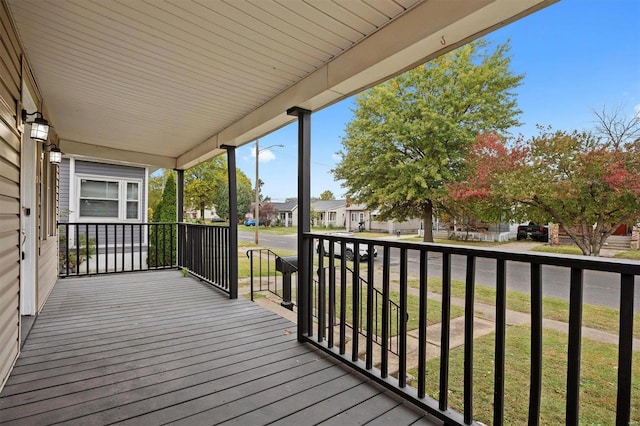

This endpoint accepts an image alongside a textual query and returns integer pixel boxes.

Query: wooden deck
[0,271,439,425]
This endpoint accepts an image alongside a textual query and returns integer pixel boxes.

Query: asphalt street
[239,231,640,311]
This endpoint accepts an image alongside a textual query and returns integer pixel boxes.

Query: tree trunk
[423,201,434,243]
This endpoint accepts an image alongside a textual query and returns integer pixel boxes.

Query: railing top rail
[60,222,230,228]
[60,221,180,225]
[306,232,640,275]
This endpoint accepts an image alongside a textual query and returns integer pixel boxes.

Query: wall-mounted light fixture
[48,145,62,165]
[21,110,50,142]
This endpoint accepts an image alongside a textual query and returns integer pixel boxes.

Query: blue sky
[236,0,640,202]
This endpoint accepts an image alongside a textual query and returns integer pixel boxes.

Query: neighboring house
[270,200,297,227]
[184,207,221,222]
[58,156,150,271]
[346,203,422,233]
[312,200,346,228]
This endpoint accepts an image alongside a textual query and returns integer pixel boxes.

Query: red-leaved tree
[448,108,640,256]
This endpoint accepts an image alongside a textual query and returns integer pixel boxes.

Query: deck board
[0,271,439,425]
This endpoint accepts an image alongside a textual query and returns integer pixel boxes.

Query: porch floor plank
[0,271,439,425]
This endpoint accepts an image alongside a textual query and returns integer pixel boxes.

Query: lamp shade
[49,147,62,165]
[30,117,50,141]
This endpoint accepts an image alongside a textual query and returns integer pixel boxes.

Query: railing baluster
[85,223,90,275]
[464,255,476,424]
[328,240,336,349]
[566,267,584,425]
[139,223,143,270]
[398,247,408,388]
[120,224,125,272]
[95,224,100,273]
[318,240,325,343]
[494,258,507,426]
[365,243,375,370]
[616,273,634,425]
[381,245,390,376]
[417,249,428,398]
[529,262,543,425]
[439,252,451,410]
[351,241,359,362]
[339,239,347,355]
[105,224,109,272]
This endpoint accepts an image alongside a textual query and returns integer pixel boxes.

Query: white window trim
[75,174,143,222]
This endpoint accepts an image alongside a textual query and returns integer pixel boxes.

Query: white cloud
[251,146,277,163]
[634,104,640,118]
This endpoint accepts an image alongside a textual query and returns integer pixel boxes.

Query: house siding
[0,0,22,390]
[58,157,70,218]
[60,159,147,223]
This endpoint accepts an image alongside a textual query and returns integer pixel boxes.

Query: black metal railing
[178,223,231,295]
[300,232,639,426]
[314,264,401,356]
[246,248,286,300]
[58,222,177,277]
[246,247,401,355]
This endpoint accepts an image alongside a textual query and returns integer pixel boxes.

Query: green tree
[450,108,640,256]
[147,169,173,219]
[148,173,177,266]
[215,167,253,221]
[333,39,523,242]
[319,190,335,200]
[185,157,226,218]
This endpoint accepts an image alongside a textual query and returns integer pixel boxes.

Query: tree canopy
[333,39,523,241]
[449,108,640,256]
[184,157,226,218]
[214,167,253,221]
[319,190,335,200]
[148,173,176,266]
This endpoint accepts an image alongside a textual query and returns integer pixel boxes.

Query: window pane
[80,180,118,199]
[107,181,119,198]
[127,182,139,200]
[126,201,138,219]
[80,199,118,217]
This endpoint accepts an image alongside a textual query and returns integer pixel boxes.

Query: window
[329,212,336,221]
[78,177,141,220]
[126,182,139,219]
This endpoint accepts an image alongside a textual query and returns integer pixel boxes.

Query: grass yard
[341,288,464,336]
[615,249,640,260]
[532,244,584,255]
[239,248,296,278]
[407,278,640,339]
[409,325,640,425]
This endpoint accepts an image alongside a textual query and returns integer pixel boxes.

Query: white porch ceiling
[6,0,555,169]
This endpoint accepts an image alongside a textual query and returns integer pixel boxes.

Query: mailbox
[275,256,297,310]
[275,256,298,274]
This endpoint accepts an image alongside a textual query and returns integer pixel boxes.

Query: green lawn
[341,288,464,336]
[239,248,296,278]
[409,325,640,425]
[532,244,584,255]
[615,249,640,260]
[408,278,640,339]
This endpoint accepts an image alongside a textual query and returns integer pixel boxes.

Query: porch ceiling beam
[59,139,175,169]
[176,0,555,170]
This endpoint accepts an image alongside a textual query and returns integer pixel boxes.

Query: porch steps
[603,235,631,250]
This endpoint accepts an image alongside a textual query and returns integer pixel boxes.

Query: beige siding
[0,1,21,389]
[37,238,57,309]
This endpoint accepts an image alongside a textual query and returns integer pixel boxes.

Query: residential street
[239,231,640,311]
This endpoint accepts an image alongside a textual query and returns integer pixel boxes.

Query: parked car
[244,219,263,226]
[316,232,377,261]
[517,222,549,242]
